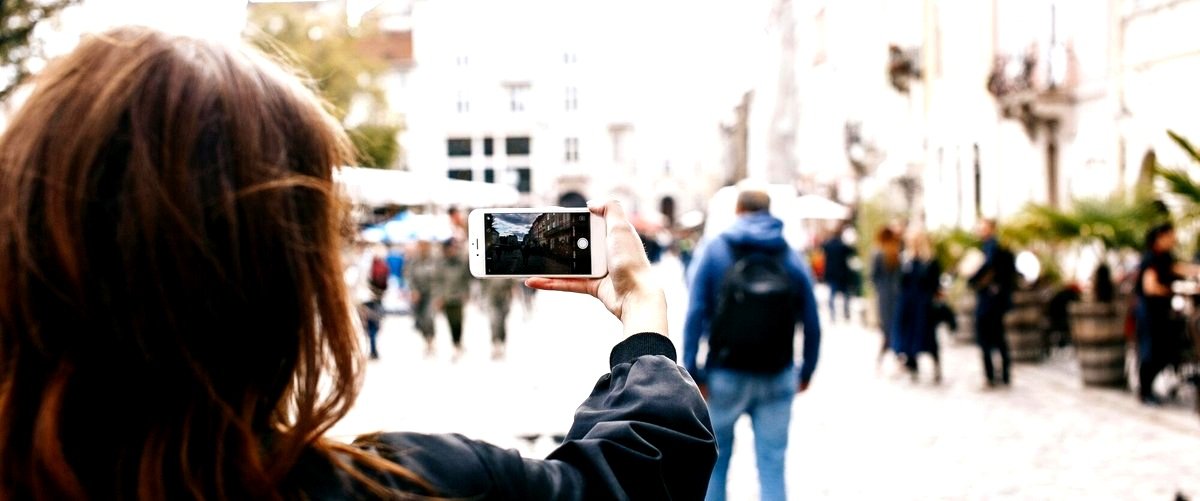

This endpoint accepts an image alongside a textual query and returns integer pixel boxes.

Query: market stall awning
[334,167,521,207]
[792,194,851,220]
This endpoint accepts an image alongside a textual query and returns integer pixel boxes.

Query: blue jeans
[705,367,796,501]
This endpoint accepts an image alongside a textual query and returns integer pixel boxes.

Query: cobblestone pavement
[332,257,1200,500]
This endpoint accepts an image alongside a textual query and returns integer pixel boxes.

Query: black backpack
[707,240,799,373]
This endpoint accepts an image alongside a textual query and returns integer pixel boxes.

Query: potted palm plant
[1063,197,1161,387]
[1007,194,1161,385]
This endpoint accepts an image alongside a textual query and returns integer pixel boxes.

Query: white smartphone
[468,208,607,278]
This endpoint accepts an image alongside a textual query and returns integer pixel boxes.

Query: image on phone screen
[485,212,592,275]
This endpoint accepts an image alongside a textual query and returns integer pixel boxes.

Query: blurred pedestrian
[968,219,1017,387]
[447,206,468,243]
[405,239,439,356]
[683,188,822,501]
[361,244,390,360]
[1134,223,1199,405]
[519,282,538,321]
[677,227,699,279]
[483,278,519,360]
[387,242,406,291]
[892,230,944,382]
[438,239,474,362]
[871,226,903,363]
[822,224,856,322]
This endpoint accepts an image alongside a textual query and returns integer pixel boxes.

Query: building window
[511,167,531,193]
[508,85,529,112]
[506,137,531,156]
[447,138,472,157]
[456,91,469,113]
[455,55,469,67]
[484,167,495,183]
[448,169,473,181]
[563,52,577,64]
[484,137,494,156]
[610,125,630,163]
[565,137,579,162]
[565,86,578,111]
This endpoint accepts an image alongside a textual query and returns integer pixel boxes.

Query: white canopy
[792,194,852,220]
[334,167,521,207]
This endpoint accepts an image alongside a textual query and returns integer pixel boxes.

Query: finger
[586,199,607,217]
[524,277,597,296]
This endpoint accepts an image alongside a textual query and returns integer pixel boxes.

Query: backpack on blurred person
[707,239,798,372]
[369,255,390,293]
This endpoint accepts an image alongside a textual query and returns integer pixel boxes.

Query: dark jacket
[295,333,717,499]
[682,212,822,385]
[821,235,855,288]
[969,237,1015,316]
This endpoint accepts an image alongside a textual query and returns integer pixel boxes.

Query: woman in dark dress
[1134,223,1198,405]
[892,230,944,382]
[872,227,903,364]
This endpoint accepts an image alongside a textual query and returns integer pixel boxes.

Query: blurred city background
[4,0,1200,499]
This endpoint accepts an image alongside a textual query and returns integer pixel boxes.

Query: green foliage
[0,0,81,100]
[1071,197,1162,251]
[349,124,401,168]
[1004,196,1162,253]
[1154,130,1200,222]
[246,4,385,121]
[932,227,979,273]
[1168,129,1200,165]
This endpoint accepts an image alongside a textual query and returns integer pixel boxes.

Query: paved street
[332,256,1200,500]
[490,248,574,275]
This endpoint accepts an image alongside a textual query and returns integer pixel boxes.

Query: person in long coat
[892,230,943,382]
[871,227,903,364]
[822,226,856,322]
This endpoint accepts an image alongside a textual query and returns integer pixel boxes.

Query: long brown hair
[876,227,902,271]
[0,27,416,499]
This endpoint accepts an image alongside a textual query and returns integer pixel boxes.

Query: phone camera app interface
[485,212,592,275]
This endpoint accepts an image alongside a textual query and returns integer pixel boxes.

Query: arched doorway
[659,195,677,228]
[558,191,587,208]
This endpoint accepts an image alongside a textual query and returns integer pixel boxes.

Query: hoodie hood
[724,212,788,251]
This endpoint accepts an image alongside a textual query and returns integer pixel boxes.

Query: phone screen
[484,211,593,275]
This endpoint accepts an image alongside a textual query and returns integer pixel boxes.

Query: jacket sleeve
[682,242,722,381]
[354,333,716,500]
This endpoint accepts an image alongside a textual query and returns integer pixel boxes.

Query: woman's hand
[526,201,667,338]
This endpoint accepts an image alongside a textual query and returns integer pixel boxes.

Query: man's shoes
[1140,394,1164,407]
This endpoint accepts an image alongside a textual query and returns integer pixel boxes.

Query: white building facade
[406,0,620,207]
[779,0,1200,230]
[404,0,731,221]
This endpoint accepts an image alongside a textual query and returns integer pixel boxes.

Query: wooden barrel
[953,294,976,345]
[1068,301,1127,388]
[1004,289,1046,362]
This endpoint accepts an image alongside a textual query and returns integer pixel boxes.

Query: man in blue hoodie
[684,189,821,501]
